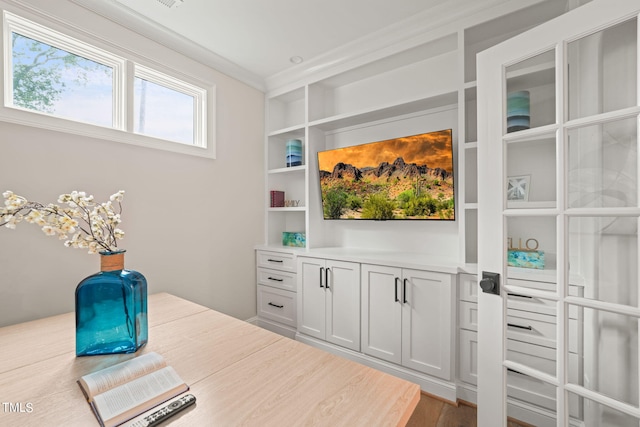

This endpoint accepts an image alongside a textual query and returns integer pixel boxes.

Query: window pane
[11,32,113,127]
[133,78,194,144]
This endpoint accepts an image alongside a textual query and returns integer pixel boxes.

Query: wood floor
[407,393,533,427]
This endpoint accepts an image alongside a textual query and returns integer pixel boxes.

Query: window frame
[133,64,207,147]
[1,10,215,159]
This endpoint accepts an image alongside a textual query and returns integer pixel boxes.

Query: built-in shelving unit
[263,0,579,265]
[260,0,588,419]
[264,31,463,252]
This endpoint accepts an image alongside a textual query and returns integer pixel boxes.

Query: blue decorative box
[283,232,306,247]
[508,250,545,269]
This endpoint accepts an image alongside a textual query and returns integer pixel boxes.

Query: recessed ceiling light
[290,56,304,64]
[155,0,184,9]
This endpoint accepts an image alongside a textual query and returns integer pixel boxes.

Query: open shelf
[309,92,458,132]
[268,165,306,175]
[267,87,305,133]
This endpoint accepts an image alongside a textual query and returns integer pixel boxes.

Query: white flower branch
[1,190,125,254]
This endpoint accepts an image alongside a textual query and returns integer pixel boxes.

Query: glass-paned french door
[477,1,640,426]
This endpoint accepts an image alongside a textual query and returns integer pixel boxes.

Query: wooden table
[0,293,420,426]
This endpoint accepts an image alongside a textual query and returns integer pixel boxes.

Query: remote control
[130,394,196,427]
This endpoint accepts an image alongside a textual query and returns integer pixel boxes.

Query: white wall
[0,1,265,326]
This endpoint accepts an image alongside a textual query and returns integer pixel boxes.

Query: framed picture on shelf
[507,175,530,201]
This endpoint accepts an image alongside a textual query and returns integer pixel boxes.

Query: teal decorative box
[508,250,545,269]
[283,232,306,247]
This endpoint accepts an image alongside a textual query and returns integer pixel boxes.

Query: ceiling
[73,0,510,90]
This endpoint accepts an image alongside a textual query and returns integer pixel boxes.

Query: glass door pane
[506,133,557,209]
[568,19,638,120]
[567,118,638,208]
[569,305,639,406]
[506,50,556,134]
[568,216,638,307]
[569,392,639,427]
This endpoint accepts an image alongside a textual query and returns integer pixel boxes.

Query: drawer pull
[507,323,533,331]
[268,302,284,309]
[267,259,284,263]
[507,367,526,376]
[508,293,533,299]
[403,278,408,304]
[268,277,284,282]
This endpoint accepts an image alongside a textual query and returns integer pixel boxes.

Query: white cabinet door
[361,264,402,364]
[401,269,453,380]
[297,257,326,339]
[325,260,361,351]
[298,257,360,351]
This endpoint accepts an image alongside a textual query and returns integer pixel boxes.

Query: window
[134,65,206,146]
[11,33,116,128]
[2,11,214,158]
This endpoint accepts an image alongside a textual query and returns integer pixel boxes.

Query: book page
[93,366,188,427]
[80,352,167,399]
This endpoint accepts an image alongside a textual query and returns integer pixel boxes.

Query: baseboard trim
[256,318,297,339]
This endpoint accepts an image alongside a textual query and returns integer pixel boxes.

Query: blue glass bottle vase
[75,250,148,356]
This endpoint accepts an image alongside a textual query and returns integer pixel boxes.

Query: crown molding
[67,0,265,91]
[263,0,547,93]
[5,0,552,95]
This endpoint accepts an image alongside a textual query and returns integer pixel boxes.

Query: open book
[78,352,189,427]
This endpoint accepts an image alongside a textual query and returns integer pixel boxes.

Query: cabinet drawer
[507,309,578,353]
[507,292,556,317]
[508,279,582,318]
[458,329,478,385]
[257,267,296,292]
[507,309,556,349]
[257,250,296,272]
[507,341,580,417]
[459,274,478,302]
[257,285,296,327]
[458,300,478,331]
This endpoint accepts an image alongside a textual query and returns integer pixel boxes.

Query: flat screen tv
[317,129,454,220]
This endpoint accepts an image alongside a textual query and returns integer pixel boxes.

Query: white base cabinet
[255,249,298,339]
[297,257,361,352]
[290,250,458,400]
[361,265,454,381]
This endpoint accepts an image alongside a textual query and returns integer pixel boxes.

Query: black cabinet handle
[268,277,283,282]
[508,293,533,299]
[267,259,283,263]
[394,278,400,302]
[325,267,330,290]
[319,267,324,288]
[507,323,533,330]
[507,367,526,376]
[268,302,284,309]
[403,279,408,304]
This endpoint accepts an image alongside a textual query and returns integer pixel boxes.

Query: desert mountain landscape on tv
[318,131,455,220]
